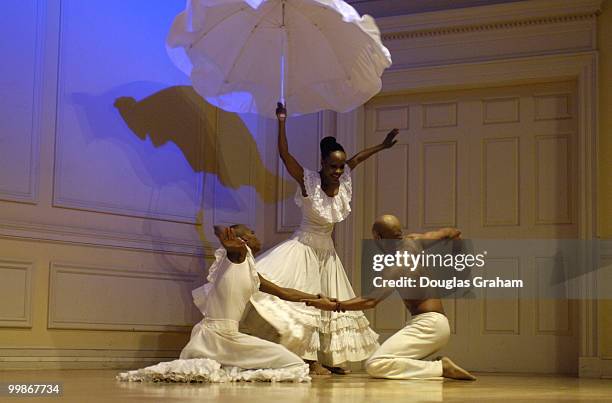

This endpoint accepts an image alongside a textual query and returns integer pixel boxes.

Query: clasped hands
[301,294,345,312]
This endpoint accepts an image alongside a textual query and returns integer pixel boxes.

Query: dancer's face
[238,227,262,255]
[321,151,346,184]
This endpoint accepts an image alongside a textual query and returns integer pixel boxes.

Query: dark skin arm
[407,227,462,240]
[214,225,320,303]
[303,267,399,311]
[276,103,306,196]
[346,128,399,170]
[258,275,320,302]
[334,287,394,311]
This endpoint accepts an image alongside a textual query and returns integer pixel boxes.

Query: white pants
[366,312,450,379]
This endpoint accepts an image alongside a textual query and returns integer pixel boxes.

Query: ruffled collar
[192,245,260,316]
[295,166,352,223]
[206,247,227,283]
[244,245,260,290]
[207,246,258,285]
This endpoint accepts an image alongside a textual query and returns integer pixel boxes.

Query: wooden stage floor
[1,370,611,402]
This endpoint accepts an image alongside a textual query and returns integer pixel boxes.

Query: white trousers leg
[365,312,450,379]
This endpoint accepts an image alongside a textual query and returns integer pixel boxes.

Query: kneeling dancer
[118,225,321,383]
[305,215,476,381]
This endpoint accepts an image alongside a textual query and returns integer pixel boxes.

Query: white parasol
[167,0,392,118]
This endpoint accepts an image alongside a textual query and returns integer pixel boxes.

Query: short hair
[320,136,345,160]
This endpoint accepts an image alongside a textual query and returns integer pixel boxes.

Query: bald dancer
[305,215,476,381]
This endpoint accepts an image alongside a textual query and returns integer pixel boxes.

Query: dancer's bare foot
[440,357,476,380]
[308,361,332,375]
[323,365,351,375]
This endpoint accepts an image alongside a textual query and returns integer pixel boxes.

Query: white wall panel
[53,0,203,223]
[0,260,33,328]
[0,0,43,203]
[48,262,200,331]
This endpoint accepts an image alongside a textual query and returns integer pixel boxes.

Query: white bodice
[293,166,352,250]
[192,247,260,322]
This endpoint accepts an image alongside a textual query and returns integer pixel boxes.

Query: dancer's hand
[443,227,462,239]
[381,128,399,148]
[214,226,246,252]
[317,293,338,303]
[276,102,287,122]
[301,296,336,311]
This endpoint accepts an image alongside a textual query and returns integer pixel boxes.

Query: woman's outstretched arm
[346,128,399,170]
[258,274,320,302]
[303,285,394,311]
[276,103,306,196]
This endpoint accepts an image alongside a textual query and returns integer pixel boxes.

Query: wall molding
[579,357,612,379]
[534,92,573,121]
[599,239,612,257]
[377,0,603,36]
[0,0,45,205]
[481,258,521,335]
[0,218,213,257]
[381,52,598,93]
[481,136,520,227]
[585,236,612,379]
[534,134,573,225]
[52,194,204,225]
[48,261,200,332]
[375,106,410,131]
[382,12,599,41]
[422,102,457,128]
[482,97,520,124]
[375,0,602,69]
[420,141,458,228]
[0,347,182,370]
[0,259,34,328]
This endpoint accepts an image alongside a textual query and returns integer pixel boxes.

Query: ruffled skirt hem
[116,358,311,383]
[319,313,380,365]
[319,326,380,365]
[251,293,381,365]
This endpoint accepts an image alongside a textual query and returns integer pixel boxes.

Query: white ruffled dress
[117,247,310,383]
[247,166,379,365]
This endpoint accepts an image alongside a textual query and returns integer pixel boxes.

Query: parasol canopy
[167,0,392,118]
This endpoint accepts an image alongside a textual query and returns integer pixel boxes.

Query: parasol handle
[280,53,286,106]
[279,0,287,106]
[186,0,193,32]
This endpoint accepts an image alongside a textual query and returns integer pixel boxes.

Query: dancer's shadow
[71,83,295,263]
[113,86,213,174]
[71,83,292,207]
[112,85,288,202]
